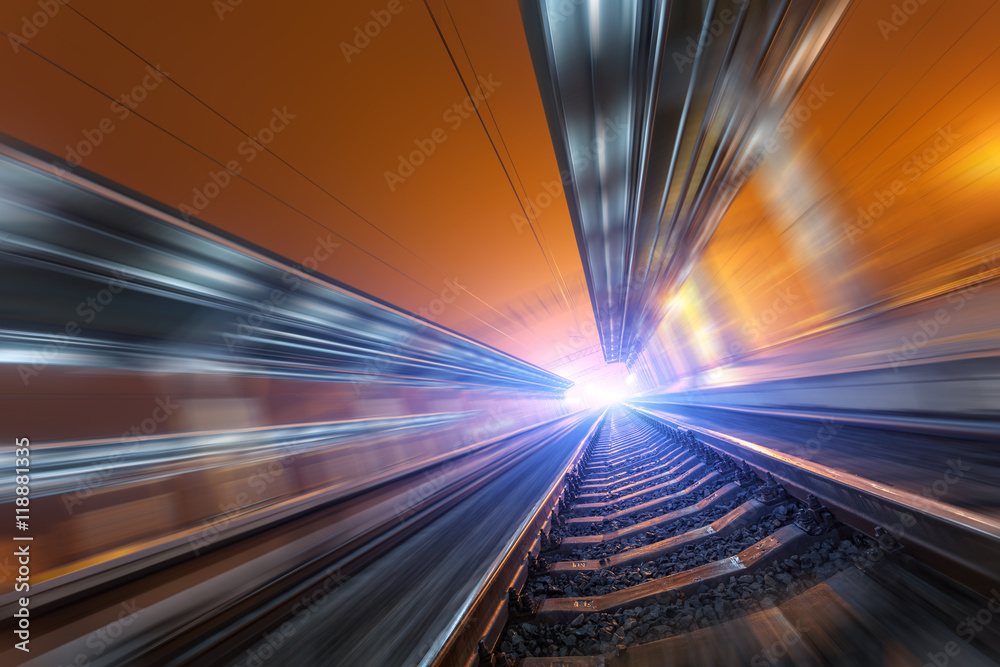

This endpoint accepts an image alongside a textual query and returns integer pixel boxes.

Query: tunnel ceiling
[0,0,604,377]
[4,0,998,382]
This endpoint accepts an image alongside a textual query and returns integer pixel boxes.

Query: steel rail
[629,404,1000,594]
[431,408,608,667]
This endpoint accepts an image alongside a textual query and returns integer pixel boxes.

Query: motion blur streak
[0,0,997,665]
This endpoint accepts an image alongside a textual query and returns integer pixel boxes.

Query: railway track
[10,404,999,665]
[471,407,1000,666]
[0,411,601,666]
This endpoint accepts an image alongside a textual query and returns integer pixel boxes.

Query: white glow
[563,368,633,409]
[588,0,601,29]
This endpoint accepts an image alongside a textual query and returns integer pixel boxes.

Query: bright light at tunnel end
[563,375,633,408]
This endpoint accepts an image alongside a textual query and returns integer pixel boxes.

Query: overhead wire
[56,1,539,346]
[422,0,584,329]
[438,0,583,329]
[2,9,543,349]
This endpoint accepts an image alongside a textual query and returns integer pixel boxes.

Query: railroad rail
[452,406,1000,666]
[7,404,1000,665]
[0,411,601,666]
